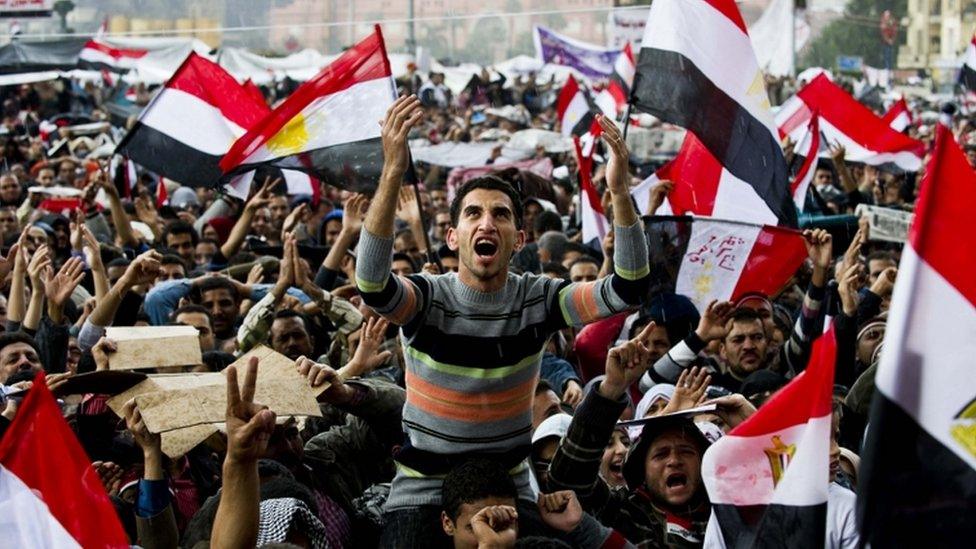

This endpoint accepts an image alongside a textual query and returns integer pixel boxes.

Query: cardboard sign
[104,326,203,370]
[855,204,914,244]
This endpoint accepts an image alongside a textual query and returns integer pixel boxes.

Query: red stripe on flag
[701,0,748,34]
[0,373,129,547]
[732,327,836,438]
[83,39,148,60]
[220,25,392,174]
[164,53,271,130]
[656,132,722,216]
[156,180,168,208]
[730,224,808,302]
[791,113,820,202]
[910,125,976,308]
[795,75,924,156]
[880,98,910,128]
[556,75,581,120]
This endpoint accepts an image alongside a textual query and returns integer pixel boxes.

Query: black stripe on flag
[642,215,693,297]
[857,392,976,547]
[115,122,223,188]
[631,48,797,227]
[961,63,976,93]
[571,111,597,137]
[713,503,826,548]
[227,137,384,195]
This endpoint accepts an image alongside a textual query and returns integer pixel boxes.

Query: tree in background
[802,0,908,69]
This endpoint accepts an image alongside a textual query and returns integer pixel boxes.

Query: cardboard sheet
[104,326,203,370]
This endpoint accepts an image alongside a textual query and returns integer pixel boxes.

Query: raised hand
[662,366,711,414]
[245,176,279,213]
[120,249,162,288]
[341,193,369,235]
[837,262,863,317]
[26,244,51,286]
[122,398,161,456]
[803,228,833,271]
[537,491,583,533]
[601,321,656,400]
[295,356,354,405]
[870,266,897,298]
[43,256,86,309]
[470,505,518,549]
[91,336,117,371]
[396,186,422,226]
[596,114,630,195]
[649,180,674,215]
[346,316,392,377]
[281,203,309,238]
[381,95,424,180]
[245,263,265,286]
[707,393,757,430]
[225,357,277,465]
[695,300,734,342]
[92,461,124,497]
[562,379,583,408]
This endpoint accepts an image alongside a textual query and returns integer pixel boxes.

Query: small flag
[857,123,976,547]
[556,75,602,157]
[881,98,912,132]
[642,216,808,312]
[156,178,168,208]
[220,26,396,195]
[630,0,796,227]
[116,52,271,188]
[574,137,608,245]
[605,42,636,114]
[702,328,836,548]
[78,39,147,72]
[790,113,822,211]
[776,74,924,171]
[631,132,793,226]
[0,373,129,548]
[961,33,976,93]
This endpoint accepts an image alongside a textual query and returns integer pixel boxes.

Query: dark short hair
[172,304,212,327]
[160,254,187,270]
[442,459,517,521]
[541,262,569,280]
[201,350,235,372]
[0,331,39,357]
[106,257,131,269]
[726,308,766,336]
[272,309,312,333]
[392,252,417,273]
[516,538,572,549]
[437,245,458,260]
[191,277,239,303]
[568,256,599,271]
[865,251,896,265]
[161,220,199,247]
[535,378,556,396]
[450,176,524,229]
[533,210,563,235]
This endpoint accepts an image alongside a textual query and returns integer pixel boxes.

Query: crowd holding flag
[220,26,395,195]
[857,123,976,546]
[776,74,924,171]
[790,113,823,211]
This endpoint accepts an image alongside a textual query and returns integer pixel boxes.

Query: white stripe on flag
[282,169,315,196]
[560,92,592,137]
[875,246,976,472]
[243,77,392,165]
[581,186,608,244]
[783,115,922,171]
[0,465,81,548]
[711,169,781,225]
[675,219,762,311]
[889,111,911,132]
[140,88,245,155]
[223,171,255,201]
[641,0,777,137]
[702,414,831,507]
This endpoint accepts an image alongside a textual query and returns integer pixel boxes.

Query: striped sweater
[356,221,649,508]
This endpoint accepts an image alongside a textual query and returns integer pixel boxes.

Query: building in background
[899,0,976,72]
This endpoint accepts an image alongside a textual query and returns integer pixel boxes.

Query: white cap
[531,413,573,445]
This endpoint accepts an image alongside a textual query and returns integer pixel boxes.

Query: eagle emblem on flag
[764,435,796,486]
[950,397,976,459]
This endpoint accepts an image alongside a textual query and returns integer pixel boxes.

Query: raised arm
[6,230,26,328]
[97,172,139,249]
[356,95,428,326]
[23,245,51,332]
[221,177,277,260]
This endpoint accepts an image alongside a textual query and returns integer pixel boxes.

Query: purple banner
[533,25,620,80]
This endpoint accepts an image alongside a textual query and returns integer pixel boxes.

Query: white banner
[675,219,762,312]
[607,7,649,49]
[0,0,52,17]
[855,204,914,243]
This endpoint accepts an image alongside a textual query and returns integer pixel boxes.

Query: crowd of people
[0,59,932,548]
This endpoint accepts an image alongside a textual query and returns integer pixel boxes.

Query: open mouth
[665,473,688,489]
[474,238,498,258]
[608,461,624,475]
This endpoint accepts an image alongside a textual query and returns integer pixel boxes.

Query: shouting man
[355,95,650,544]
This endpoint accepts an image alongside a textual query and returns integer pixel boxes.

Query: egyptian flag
[605,42,636,114]
[857,124,976,546]
[220,26,395,195]
[631,132,792,226]
[641,216,807,312]
[789,113,821,211]
[556,75,602,156]
[78,39,147,72]
[0,373,129,547]
[110,154,137,198]
[116,52,271,188]
[960,34,976,93]
[575,138,608,245]
[881,98,912,132]
[702,328,836,548]
[631,0,796,228]
[776,74,924,172]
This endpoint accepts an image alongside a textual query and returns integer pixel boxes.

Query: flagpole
[621,103,632,140]
[405,153,441,271]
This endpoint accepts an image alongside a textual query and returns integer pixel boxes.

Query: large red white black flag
[857,124,976,546]
[702,328,837,548]
[631,0,796,227]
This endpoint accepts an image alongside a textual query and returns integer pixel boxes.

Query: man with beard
[355,97,649,545]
